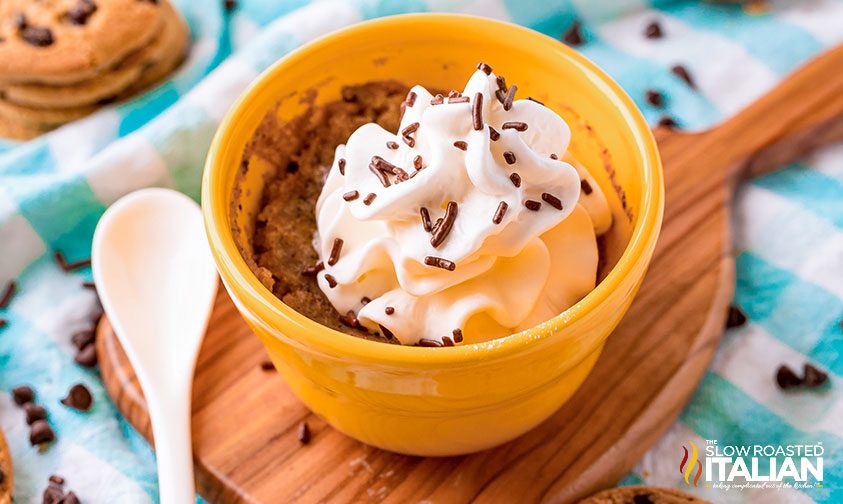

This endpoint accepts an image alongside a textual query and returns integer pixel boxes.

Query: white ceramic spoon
[92,188,218,504]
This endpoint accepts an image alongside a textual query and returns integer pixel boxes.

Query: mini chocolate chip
[726,305,747,328]
[67,0,98,25]
[71,329,96,350]
[776,365,801,389]
[21,26,54,47]
[562,20,584,46]
[74,343,98,368]
[12,385,34,405]
[803,364,829,388]
[25,403,47,424]
[29,420,55,445]
[260,360,274,371]
[671,64,695,89]
[645,89,664,107]
[60,384,93,411]
[644,21,663,39]
[297,421,311,444]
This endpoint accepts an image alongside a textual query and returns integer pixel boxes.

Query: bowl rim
[202,13,664,366]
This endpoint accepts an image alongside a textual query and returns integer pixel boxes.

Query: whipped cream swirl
[314,66,612,345]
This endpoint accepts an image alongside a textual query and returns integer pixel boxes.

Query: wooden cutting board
[96,45,843,503]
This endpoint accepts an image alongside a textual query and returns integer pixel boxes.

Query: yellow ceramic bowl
[202,14,663,456]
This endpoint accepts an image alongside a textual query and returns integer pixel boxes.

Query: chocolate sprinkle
[60,384,93,411]
[74,344,97,367]
[496,75,507,93]
[301,261,324,277]
[525,200,542,211]
[527,97,544,106]
[646,89,665,107]
[385,306,395,315]
[550,153,559,160]
[452,328,463,343]
[22,26,54,47]
[418,338,443,347]
[477,62,493,75]
[327,238,344,266]
[502,121,528,131]
[260,360,274,371]
[645,20,663,39]
[509,173,522,188]
[453,141,468,151]
[364,193,377,205]
[339,310,359,328]
[503,151,516,165]
[776,365,801,389]
[430,94,444,105]
[420,207,433,232]
[448,90,461,99]
[386,141,399,150]
[12,385,34,405]
[343,190,359,201]
[405,90,417,108]
[442,336,455,347]
[368,156,392,187]
[495,89,506,105]
[30,420,55,445]
[657,115,679,128]
[424,256,456,271]
[402,122,419,147]
[24,403,47,425]
[54,252,91,272]
[338,158,346,175]
[448,96,470,104]
[413,155,423,170]
[361,297,371,305]
[541,192,563,210]
[486,128,499,143]
[0,280,15,309]
[503,85,517,111]
[726,304,747,328]
[82,281,96,290]
[71,330,95,350]
[297,421,311,444]
[562,20,584,46]
[671,64,695,88]
[472,92,484,130]
[492,201,508,224]
[803,364,829,387]
[430,201,458,248]
[325,274,337,288]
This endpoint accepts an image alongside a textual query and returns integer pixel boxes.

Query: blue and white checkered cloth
[1,1,841,502]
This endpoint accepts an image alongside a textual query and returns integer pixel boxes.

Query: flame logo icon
[679,440,703,487]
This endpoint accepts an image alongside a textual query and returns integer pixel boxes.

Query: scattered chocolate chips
[0,280,16,309]
[776,365,802,389]
[385,306,395,315]
[492,201,508,224]
[803,363,829,388]
[644,20,663,39]
[424,256,456,271]
[67,0,98,25]
[74,343,98,368]
[338,158,346,175]
[260,360,274,371]
[489,126,500,141]
[726,304,747,328]
[60,384,93,412]
[327,238,344,266]
[525,200,542,211]
[24,403,47,425]
[581,179,593,195]
[70,329,95,350]
[324,274,337,288]
[420,207,433,232]
[339,310,359,328]
[29,419,55,446]
[541,193,563,210]
[418,338,443,347]
[503,85,517,111]
[509,173,522,188]
[562,21,584,46]
[297,421,311,444]
[453,141,468,151]
[452,328,463,343]
[413,155,423,170]
[342,190,359,201]
[21,26,54,47]
[430,202,458,248]
[657,115,679,129]
[477,62,493,75]
[12,385,34,405]
[503,151,516,165]
[386,141,399,150]
[670,64,695,88]
[472,92,484,131]
[301,261,324,277]
[54,252,91,272]
[502,121,528,131]
[363,193,376,206]
[645,89,664,107]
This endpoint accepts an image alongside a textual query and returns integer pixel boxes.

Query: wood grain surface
[95,45,843,503]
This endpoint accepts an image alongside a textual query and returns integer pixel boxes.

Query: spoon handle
[148,390,195,504]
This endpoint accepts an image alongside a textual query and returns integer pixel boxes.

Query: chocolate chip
[562,21,584,46]
[60,384,93,411]
[726,305,747,328]
[363,193,376,205]
[338,158,346,175]
[502,121,528,131]
[71,329,96,350]
[644,21,663,39]
[297,421,311,444]
[67,0,98,25]
[645,89,664,107]
[260,360,274,371]
[670,64,695,89]
[12,385,34,405]
[361,297,371,305]
[74,343,98,368]
[224,0,237,11]
[29,420,55,445]
[803,364,829,388]
[21,26,54,47]
[24,403,47,424]
[386,141,399,150]
[286,161,299,173]
[776,365,801,389]
[0,281,16,309]
[423,256,456,271]
[657,115,679,129]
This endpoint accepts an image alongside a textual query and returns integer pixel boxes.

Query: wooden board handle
[674,44,843,182]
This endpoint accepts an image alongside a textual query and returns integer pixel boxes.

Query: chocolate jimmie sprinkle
[502,121,528,131]
[503,151,516,165]
[0,281,16,309]
[328,238,344,266]
[368,156,392,187]
[325,274,338,288]
[477,62,493,75]
[580,179,593,195]
[472,93,484,131]
[339,310,359,328]
[430,201,458,248]
[442,336,455,347]
[448,90,462,99]
[386,141,399,150]
[343,190,359,201]
[525,200,542,211]
[54,251,91,272]
[413,155,423,170]
[449,96,470,104]
[418,338,443,347]
[541,192,563,210]
[527,97,544,105]
[510,173,522,188]
[338,158,346,175]
[496,75,507,93]
[402,122,420,147]
[430,94,444,105]
[301,261,324,277]
[492,201,508,224]
[452,328,464,343]
[361,297,371,305]
[489,126,500,141]
[424,256,456,271]
[550,153,559,160]
[453,141,468,151]
[503,85,517,111]
[420,207,433,232]
[364,193,377,205]
[405,90,417,108]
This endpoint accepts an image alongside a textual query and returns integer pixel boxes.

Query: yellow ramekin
[202,14,663,456]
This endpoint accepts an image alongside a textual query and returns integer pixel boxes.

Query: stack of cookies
[0,0,189,140]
